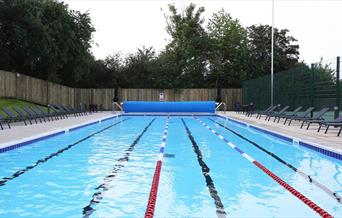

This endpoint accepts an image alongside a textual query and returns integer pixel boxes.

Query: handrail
[215,102,226,113]
[113,102,123,111]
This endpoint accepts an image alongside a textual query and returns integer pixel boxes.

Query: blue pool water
[0,115,341,217]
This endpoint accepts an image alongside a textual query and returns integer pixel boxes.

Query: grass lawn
[0,98,46,117]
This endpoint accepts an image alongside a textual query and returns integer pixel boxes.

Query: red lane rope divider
[145,115,170,218]
[209,118,341,204]
[145,161,162,218]
[193,115,333,218]
[254,161,332,217]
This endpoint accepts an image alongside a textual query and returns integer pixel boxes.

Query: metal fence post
[335,56,340,119]
[310,63,315,118]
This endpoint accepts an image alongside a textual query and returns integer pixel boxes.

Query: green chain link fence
[243,57,341,120]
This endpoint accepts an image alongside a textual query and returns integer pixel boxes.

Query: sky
[62,0,342,64]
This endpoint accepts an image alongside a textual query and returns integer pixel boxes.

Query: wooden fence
[0,70,242,110]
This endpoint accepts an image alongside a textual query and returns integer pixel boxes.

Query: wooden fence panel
[164,89,175,101]
[47,82,74,107]
[16,74,48,104]
[119,89,160,101]
[0,71,243,111]
[0,71,16,98]
[93,89,114,110]
[221,88,243,110]
[74,88,92,108]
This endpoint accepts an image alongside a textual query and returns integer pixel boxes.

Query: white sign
[159,92,164,101]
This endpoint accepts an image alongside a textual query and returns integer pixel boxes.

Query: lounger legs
[317,124,322,132]
[300,121,305,128]
[338,127,342,136]
[0,123,2,130]
[306,122,311,130]
[325,126,330,134]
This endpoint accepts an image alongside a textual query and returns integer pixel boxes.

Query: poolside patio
[218,112,342,154]
[0,111,120,149]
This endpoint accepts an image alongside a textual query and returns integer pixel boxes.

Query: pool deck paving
[0,111,341,156]
[218,112,342,154]
[0,111,121,149]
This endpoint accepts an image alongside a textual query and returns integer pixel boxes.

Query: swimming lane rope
[182,118,227,218]
[82,118,155,217]
[193,115,332,218]
[209,118,341,205]
[0,117,129,187]
[145,115,170,218]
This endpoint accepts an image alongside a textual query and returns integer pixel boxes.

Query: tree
[207,10,248,88]
[0,2,303,89]
[149,48,180,89]
[313,58,336,86]
[104,52,123,88]
[0,0,95,85]
[246,24,299,79]
[164,4,210,88]
[116,46,156,88]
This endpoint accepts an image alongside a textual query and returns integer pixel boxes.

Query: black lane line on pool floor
[209,118,342,204]
[181,119,227,217]
[0,118,130,187]
[82,118,156,218]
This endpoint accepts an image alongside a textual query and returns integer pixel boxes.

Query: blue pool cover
[123,101,216,113]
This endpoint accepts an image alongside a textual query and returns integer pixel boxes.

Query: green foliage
[164,4,210,88]
[0,1,302,89]
[313,58,336,85]
[207,9,248,88]
[0,0,95,86]
[246,25,299,79]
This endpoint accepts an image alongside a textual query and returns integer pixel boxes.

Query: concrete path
[218,112,342,154]
[0,112,121,148]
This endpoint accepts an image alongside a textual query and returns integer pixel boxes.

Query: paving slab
[218,112,342,154]
[0,112,121,148]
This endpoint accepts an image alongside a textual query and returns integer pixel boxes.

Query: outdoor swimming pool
[0,115,341,217]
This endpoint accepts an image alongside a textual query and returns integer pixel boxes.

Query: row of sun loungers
[0,104,88,130]
[246,105,342,136]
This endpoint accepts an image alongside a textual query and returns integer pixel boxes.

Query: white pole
[271,0,274,106]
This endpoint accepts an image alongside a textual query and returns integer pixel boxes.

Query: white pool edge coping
[1,112,340,160]
[216,114,342,157]
[0,113,122,150]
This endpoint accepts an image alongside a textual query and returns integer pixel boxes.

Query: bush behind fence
[243,57,341,119]
[0,70,242,110]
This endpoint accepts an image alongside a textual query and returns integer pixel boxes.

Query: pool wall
[216,114,342,160]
